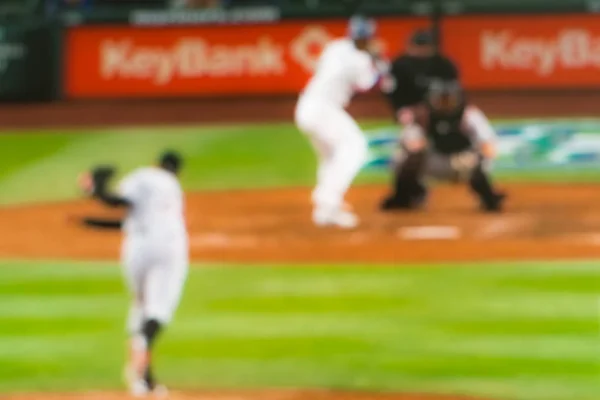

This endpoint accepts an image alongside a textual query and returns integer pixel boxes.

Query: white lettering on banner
[290,26,389,74]
[101,37,285,85]
[290,26,332,72]
[481,29,600,76]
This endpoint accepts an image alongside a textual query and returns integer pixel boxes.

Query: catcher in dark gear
[380,76,506,212]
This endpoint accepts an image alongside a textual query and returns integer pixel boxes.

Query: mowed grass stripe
[417,376,600,400]
[0,124,316,205]
[0,295,124,317]
[0,333,117,359]
[0,260,598,399]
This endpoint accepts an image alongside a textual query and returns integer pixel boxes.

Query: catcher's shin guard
[381,151,427,210]
[469,163,506,212]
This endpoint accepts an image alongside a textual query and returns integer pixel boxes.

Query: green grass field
[1,120,599,206]
[0,261,598,400]
[0,120,598,400]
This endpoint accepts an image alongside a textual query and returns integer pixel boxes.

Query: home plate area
[399,226,462,240]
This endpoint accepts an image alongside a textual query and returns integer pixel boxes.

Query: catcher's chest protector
[420,105,473,155]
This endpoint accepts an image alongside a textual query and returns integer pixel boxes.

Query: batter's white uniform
[117,167,188,334]
[295,38,379,222]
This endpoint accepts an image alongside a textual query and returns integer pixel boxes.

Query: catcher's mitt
[449,151,479,182]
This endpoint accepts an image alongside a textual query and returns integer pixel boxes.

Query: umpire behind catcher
[376,28,506,212]
[380,28,459,125]
[379,64,507,212]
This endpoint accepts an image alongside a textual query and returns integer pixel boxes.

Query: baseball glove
[450,150,478,181]
[78,165,116,196]
[91,165,115,185]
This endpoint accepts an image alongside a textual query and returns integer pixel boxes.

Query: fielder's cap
[348,15,376,40]
[159,150,183,171]
[410,29,435,46]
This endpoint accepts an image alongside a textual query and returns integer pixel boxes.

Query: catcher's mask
[427,78,463,115]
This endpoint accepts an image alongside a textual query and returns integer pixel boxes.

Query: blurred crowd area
[0,0,545,19]
[0,0,385,15]
[0,0,556,14]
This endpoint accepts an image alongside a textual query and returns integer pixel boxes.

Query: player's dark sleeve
[440,55,460,80]
[382,57,423,114]
[90,165,132,208]
[449,60,460,79]
[93,184,131,208]
[81,217,123,230]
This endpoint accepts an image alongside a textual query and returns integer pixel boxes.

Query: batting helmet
[348,15,376,40]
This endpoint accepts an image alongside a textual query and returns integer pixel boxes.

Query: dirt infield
[3,390,492,400]
[1,183,599,263]
[1,93,597,264]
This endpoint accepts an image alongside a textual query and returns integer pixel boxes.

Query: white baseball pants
[121,236,188,334]
[294,96,368,211]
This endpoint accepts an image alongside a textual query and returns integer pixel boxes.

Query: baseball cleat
[152,384,169,399]
[129,378,151,398]
[380,183,428,212]
[124,346,152,397]
[125,367,168,398]
[481,192,507,212]
[313,207,359,229]
[380,192,427,211]
[124,364,146,397]
[380,195,415,211]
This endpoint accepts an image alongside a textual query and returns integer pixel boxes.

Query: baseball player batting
[77,150,188,397]
[295,15,386,228]
[380,66,507,212]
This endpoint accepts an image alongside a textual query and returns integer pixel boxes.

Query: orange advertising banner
[443,14,600,90]
[65,14,600,98]
[64,19,427,98]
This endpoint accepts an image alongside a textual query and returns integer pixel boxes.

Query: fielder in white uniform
[295,16,383,228]
[78,151,188,397]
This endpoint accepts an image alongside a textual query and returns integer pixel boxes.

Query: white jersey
[301,38,379,108]
[118,167,187,243]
